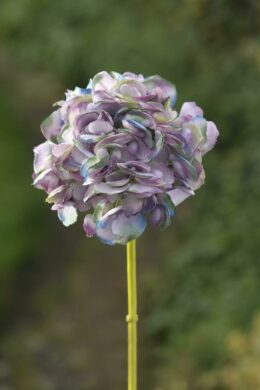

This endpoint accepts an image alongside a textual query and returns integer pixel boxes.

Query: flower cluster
[33,71,218,244]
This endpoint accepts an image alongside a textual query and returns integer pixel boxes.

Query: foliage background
[0,0,259,389]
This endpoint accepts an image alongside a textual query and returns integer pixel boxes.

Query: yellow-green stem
[126,240,138,390]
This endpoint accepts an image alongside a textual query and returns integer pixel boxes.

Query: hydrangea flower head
[33,71,218,244]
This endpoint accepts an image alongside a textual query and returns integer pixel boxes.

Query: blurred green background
[0,0,260,389]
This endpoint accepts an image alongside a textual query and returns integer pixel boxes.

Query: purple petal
[83,214,96,237]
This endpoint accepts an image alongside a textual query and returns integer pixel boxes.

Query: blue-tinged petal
[111,213,146,244]
[86,78,93,89]
[57,204,78,227]
[74,87,91,95]
[111,71,124,80]
[79,133,103,144]
[95,207,147,245]
[95,206,122,245]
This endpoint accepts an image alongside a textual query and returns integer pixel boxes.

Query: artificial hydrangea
[32,71,218,244]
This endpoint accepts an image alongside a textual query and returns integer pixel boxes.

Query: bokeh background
[0,1,260,389]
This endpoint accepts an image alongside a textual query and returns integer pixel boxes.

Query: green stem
[126,240,138,390]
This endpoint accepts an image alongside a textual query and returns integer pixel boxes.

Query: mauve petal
[151,163,174,187]
[106,177,130,188]
[63,97,90,125]
[41,110,62,140]
[142,196,157,213]
[72,182,86,201]
[33,169,59,192]
[122,72,144,82]
[83,214,96,237]
[93,71,117,92]
[33,141,53,173]
[115,79,147,97]
[144,76,176,102]
[122,194,143,216]
[73,112,98,134]
[94,133,132,152]
[94,182,130,195]
[118,84,142,98]
[52,143,73,161]
[172,156,198,181]
[151,206,163,228]
[46,185,67,203]
[128,183,162,196]
[201,121,219,155]
[167,187,194,206]
[88,120,113,135]
[139,101,165,112]
[151,204,171,230]
[179,102,203,120]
